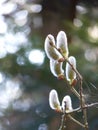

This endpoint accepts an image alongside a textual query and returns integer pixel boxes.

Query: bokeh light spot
[0,72,5,83]
[84,48,97,62]
[73,18,83,27]
[38,123,48,130]
[88,25,98,41]
[28,50,45,65]
[0,16,7,34]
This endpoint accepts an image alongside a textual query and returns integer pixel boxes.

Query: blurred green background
[0,0,98,130]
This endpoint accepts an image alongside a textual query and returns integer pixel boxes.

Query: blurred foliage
[0,0,98,130]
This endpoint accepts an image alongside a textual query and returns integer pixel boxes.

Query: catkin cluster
[44,31,77,112]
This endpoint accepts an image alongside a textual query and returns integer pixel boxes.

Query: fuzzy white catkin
[49,89,61,110]
[66,56,76,83]
[50,60,64,77]
[62,95,73,112]
[44,34,63,61]
[57,31,69,58]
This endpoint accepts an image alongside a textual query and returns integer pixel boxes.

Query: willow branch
[50,43,89,130]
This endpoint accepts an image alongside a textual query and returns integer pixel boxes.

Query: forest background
[0,0,98,130]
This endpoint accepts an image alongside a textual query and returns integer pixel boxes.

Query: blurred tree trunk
[41,0,79,36]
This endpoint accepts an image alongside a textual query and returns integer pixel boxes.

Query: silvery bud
[57,31,69,58]
[65,56,76,85]
[50,60,64,79]
[49,89,61,111]
[62,95,73,113]
[44,34,64,62]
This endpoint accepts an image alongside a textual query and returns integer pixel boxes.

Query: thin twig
[71,86,80,99]
[67,114,85,128]
[59,113,67,130]
[65,102,98,114]
[59,101,98,130]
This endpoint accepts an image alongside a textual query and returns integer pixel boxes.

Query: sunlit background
[0,0,98,130]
